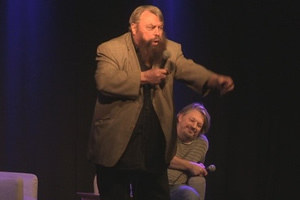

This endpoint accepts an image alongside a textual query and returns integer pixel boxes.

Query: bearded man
[88,5,234,200]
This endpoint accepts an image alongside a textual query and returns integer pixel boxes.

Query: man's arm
[169,156,208,176]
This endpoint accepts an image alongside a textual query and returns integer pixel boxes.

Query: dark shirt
[115,52,166,173]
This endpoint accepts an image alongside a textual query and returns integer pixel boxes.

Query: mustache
[187,125,197,133]
[153,36,160,41]
[146,37,161,45]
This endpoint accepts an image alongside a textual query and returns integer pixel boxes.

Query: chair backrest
[93,175,99,195]
[0,171,38,200]
[0,178,23,200]
[76,175,100,200]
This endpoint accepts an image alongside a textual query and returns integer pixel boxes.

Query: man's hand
[207,73,234,95]
[141,68,168,85]
[188,162,208,176]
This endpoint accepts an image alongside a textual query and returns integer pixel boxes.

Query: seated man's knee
[188,176,206,198]
[170,184,200,200]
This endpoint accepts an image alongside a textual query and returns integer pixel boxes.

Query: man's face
[132,10,164,47]
[177,110,205,142]
[131,10,166,65]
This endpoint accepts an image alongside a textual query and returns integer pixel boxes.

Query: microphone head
[163,50,171,59]
[207,164,216,172]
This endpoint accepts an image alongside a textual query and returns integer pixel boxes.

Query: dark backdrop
[0,0,298,200]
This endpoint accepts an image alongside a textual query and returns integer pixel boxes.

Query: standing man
[88,5,234,200]
[168,103,211,200]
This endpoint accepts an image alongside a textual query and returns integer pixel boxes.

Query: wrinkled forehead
[138,10,163,25]
[184,109,205,120]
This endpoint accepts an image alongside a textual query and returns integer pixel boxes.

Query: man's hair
[128,5,164,31]
[177,102,211,135]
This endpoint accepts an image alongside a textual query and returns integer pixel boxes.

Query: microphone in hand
[206,164,216,172]
[160,50,171,72]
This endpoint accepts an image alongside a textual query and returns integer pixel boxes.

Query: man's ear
[131,23,137,35]
[177,114,183,122]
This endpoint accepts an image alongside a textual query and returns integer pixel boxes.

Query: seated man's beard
[138,35,167,66]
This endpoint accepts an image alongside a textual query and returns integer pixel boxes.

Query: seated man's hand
[188,162,208,176]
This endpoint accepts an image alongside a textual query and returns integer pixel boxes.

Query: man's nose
[154,27,161,35]
[191,123,197,129]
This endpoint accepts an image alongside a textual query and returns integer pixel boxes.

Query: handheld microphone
[206,164,216,172]
[159,50,171,88]
[160,50,171,70]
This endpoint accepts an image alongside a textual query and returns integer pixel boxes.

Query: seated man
[168,102,211,200]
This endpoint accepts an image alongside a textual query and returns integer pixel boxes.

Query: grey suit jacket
[88,32,213,167]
